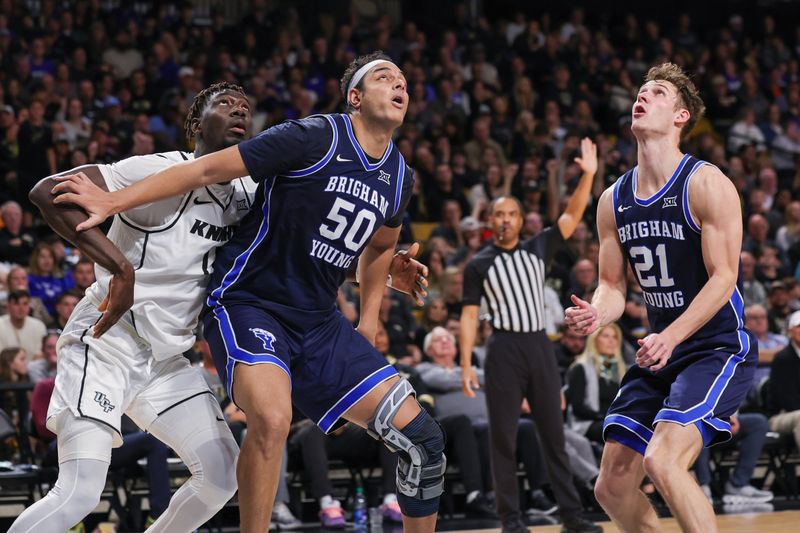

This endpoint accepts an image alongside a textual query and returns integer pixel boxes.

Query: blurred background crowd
[2,0,800,529]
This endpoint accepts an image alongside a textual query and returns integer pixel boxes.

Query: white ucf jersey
[85,151,257,359]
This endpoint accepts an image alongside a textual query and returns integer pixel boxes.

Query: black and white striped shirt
[462,227,564,333]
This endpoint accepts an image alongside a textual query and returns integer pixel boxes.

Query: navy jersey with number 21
[612,154,745,356]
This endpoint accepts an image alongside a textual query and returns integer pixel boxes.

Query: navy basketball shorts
[203,303,398,433]
[603,329,758,455]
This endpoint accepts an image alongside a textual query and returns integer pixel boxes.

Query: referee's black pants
[485,329,582,519]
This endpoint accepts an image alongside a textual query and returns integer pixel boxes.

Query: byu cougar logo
[94,391,115,413]
[250,328,277,351]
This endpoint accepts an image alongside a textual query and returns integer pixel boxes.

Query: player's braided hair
[340,51,393,113]
[184,82,246,141]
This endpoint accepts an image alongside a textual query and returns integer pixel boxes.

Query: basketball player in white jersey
[11,82,430,532]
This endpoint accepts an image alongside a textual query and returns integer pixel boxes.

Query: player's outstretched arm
[356,225,401,345]
[565,186,626,335]
[51,145,248,231]
[557,137,598,240]
[638,165,742,371]
[30,167,133,337]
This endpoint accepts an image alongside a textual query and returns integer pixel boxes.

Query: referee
[460,138,601,533]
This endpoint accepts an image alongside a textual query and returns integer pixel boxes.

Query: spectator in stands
[441,266,465,317]
[768,310,800,452]
[47,289,80,331]
[694,411,774,505]
[0,346,30,428]
[429,199,464,249]
[0,290,47,360]
[413,297,448,352]
[728,107,766,154]
[0,201,37,265]
[740,251,767,307]
[70,258,95,294]
[464,115,507,172]
[3,266,52,323]
[766,281,793,334]
[776,201,800,254]
[17,100,56,211]
[553,326,587,382]
[418,327,558,516]
[28,331,58,383]
[27,242,74,316]
[449,216,485,268]
[745,303,788,386]
[565,324,625,445]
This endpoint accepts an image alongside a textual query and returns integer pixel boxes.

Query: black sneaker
[501,513,529,533]
[561,514,603,533]
[527,489,558,516]
[465,493,498,519]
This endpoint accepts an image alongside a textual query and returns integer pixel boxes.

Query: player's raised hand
[93,262,135,338]
[565,294,599,335]
[51,172,116,231]
[388,242,429,306]
[635,332,676,372]
[574,137,598,177]
[461,364,480,398]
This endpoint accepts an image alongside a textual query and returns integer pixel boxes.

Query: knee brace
[367,378,446,516]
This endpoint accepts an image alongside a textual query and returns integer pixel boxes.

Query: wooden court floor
[532,510,800,532]
[452,510,800,532]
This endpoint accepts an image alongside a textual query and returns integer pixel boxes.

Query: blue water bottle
[354,486,368,530]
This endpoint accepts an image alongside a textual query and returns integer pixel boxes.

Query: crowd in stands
[3,0,800,528]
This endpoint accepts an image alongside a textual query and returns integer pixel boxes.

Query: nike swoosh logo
[216,416,225,422]
[336,154,352,162]
[194,198,213,205]
[617,205,632,212]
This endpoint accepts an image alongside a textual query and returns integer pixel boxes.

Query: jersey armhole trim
[117,192,194,234]
[611,175,624,232]
[681,160,706,234]
[284,115,338,178]
[391,156,406,218]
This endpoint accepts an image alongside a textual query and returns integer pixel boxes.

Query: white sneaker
[722,481,774,504]
[272,501,303,530]
[700,484,713,505]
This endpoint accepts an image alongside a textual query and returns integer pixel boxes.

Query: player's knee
[367,379,446,518]
[394,410,446,517]
[594,473,624,508]
[642,450,671,485]
[245,408,291,453]
[192,429,240,506]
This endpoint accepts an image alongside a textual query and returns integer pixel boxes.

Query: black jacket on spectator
[768,344,800,415]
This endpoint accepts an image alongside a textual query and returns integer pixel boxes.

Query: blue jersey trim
[284,115,338,178]
[730,287,745,329]
[681,159,705,233]
[603,414,654,455]
[207,176,276,307]
[654,329,749,426]
[342,114,393,171]
[392,156,406,218]
[317,365,398,433]
[211,305,292,402]
[633,153,691,207]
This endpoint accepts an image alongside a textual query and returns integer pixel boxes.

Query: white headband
[347,59,395,99]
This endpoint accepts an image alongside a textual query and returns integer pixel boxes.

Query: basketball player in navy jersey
[565,63,756,533]
[53,52,444,533]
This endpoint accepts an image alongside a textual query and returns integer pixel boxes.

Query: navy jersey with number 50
[612,154,745,355]
[206,113,413,329]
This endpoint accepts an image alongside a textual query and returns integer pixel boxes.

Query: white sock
[466,490,480,504]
